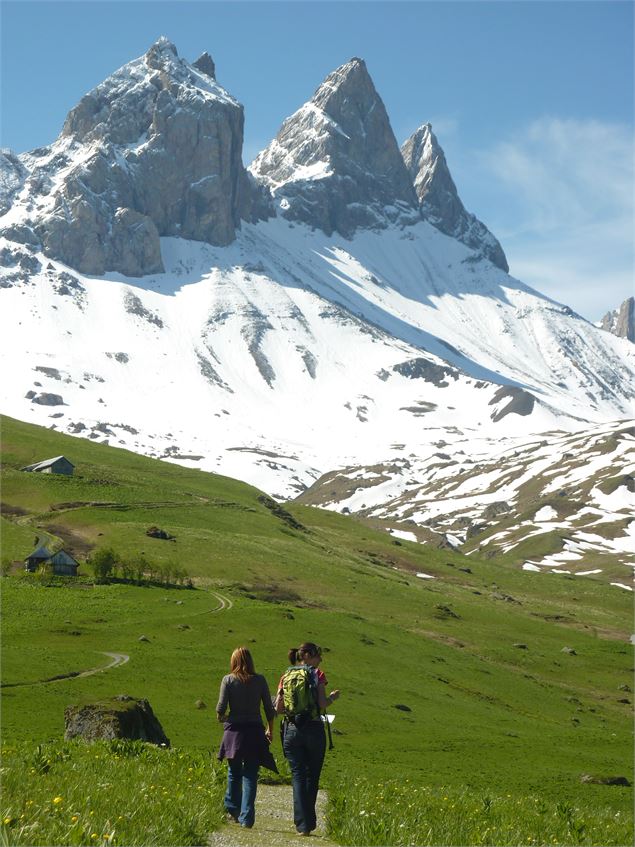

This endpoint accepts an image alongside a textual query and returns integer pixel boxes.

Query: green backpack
[281,665,319,724]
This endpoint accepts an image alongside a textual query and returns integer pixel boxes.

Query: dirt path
[3,588,231,689]
[1,650,130,688]
[207,784,337,847]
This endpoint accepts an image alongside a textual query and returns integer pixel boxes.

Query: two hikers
[216,642,340,833]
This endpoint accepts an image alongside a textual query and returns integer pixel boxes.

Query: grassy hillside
[1,414,633,843]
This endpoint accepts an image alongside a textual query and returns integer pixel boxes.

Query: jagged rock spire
[402,124,508,272]
[192,51,216,79]
[250,58,419,237]
[600,297,634,343]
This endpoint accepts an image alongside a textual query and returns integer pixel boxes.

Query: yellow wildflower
[71,816,79,823]
[53,796,63,805]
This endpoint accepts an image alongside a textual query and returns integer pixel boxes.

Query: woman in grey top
[216,647,277,828]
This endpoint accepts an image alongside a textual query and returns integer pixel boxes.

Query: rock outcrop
[600,297,634,343]
[2,37,266,276]
[401,124,508,271]
[64,695,170,745]
[250,58,419,237]
[0,150,28,216]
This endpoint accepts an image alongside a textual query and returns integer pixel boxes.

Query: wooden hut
[25,544,53,572]
[21,456,75,475]
[25,546,79,576]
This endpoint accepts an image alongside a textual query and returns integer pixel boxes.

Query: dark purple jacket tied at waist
[217,673,278,772]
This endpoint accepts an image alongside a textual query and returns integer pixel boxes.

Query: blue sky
[1,0,633,320]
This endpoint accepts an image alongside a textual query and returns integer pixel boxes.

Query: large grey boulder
[401,124,508,272]
[250,58,419,237]
[64,694,170,746]
[600,297,634,343]
[8,37,266,277]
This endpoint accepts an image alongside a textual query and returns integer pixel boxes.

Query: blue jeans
[225,758,259,827]
[283,720,326,833]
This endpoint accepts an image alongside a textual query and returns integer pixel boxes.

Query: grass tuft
[1,740,224,846]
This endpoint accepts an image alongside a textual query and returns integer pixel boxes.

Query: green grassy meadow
[1,415,633,845]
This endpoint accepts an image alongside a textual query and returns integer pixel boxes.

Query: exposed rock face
[64,695,170,745]
[250,58,419,237]
[600,297,634,343]
[3,37,265,276]
[489,385,534,422]
[0,150,28,216]
[192,51,216,79]
[401,124,508,272]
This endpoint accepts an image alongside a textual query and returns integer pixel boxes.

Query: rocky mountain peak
[600,297,634,343]
[145,35,179,67]
[2,39,266,277]
[249,58,419,238]
[402,124,509,272]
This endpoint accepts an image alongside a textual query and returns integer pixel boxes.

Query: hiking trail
[207,784,336,847]
[2,590,231,688]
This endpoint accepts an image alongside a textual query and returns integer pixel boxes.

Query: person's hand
[265,728,272,744]
[329,690,340,702]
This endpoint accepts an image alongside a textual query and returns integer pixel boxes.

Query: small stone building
[25,545,80,576]
[21,455,75,475]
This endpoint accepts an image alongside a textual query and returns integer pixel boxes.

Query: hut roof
[21,455,74,472]
[26,545,53,561]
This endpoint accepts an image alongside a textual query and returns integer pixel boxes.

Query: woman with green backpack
[275,642,340,836]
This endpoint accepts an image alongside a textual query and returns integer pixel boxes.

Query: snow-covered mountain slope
[1,39,634,587]
[2,218,633,488]
[297,420,634,585]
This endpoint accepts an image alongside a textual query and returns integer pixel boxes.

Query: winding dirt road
[3,589,232,688]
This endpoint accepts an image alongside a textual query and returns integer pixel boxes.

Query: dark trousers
[282,720,326,833]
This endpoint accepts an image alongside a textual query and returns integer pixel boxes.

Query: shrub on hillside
[89,547,117,582]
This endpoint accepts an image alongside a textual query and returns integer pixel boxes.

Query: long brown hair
[230,647,256,682]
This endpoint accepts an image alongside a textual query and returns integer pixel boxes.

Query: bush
[89,548,117,582]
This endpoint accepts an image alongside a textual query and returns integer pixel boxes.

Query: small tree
[90,547,116,582]
[157,564,171,585]
[131,554,146,584]
[120,560,133,582]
